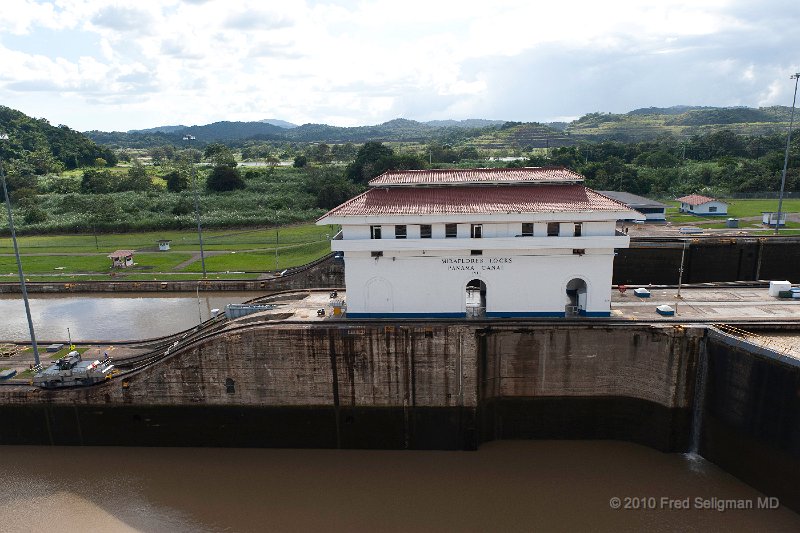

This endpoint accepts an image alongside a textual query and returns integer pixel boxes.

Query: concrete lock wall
[699,332,800,512]
[477,325,701,451]
[614,238,800,285]
[0,323,700,452]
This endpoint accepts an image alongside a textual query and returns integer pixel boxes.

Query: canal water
[0,441,797,532]
[0,292,259,342]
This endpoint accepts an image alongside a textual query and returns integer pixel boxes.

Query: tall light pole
[183,135,206,277]
[0,133,40,367]
[776,73,800,235]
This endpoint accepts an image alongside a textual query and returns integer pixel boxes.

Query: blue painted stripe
[579,310,612,317]
[346,312,466,319]
[485,311,566,318]
[346,311,611,319]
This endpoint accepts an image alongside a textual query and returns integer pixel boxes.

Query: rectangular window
[470,250,482,256]
[370,225,382,239]
[420,224,432,239]
[471,224,482,238]
[574,223,582,237]
[572,249,586,255]
[521,223,533,236]
[547,222,560,237]
[395,225,407,239]
[370,251,383,258]
[445,223,458,238]
[709,206,718,213]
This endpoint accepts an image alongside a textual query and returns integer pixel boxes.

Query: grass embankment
[0,223,336,281]
[665,198,800,235]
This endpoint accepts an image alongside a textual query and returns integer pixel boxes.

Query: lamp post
[0,133,40,367]
[775,73,800,235]
[183,135,207,277]
[274,209,279,271]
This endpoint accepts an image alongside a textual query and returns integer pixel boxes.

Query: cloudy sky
[0,0,798,132]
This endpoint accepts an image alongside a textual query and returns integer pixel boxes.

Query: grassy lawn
[0,223,334,280]
[48,346,89,359]
[665,199,800,223]
[0,254,111,274]
[0,252,193,274]
[0,224,337,254]
[183,241,330,272]
[724,199,800,218]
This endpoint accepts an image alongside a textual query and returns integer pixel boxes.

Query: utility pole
[0,133,40,367]
[183,135,207,276]
[274,209,279,271]
[776,73,800,235]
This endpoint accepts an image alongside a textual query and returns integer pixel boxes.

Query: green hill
[83,105,797,151]
[563,106,795,142]
[0,106,116,170]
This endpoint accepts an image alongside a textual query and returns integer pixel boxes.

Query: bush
[165,170,189,192]
[206,165,245,192]
[23,206,48,224]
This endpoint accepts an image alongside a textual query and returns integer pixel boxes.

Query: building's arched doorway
[466,279,486,318]
[366,277,393,314]
[565,278,587,317]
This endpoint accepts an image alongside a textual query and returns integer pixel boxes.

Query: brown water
[0,441,797,532]
[0,292,259,342]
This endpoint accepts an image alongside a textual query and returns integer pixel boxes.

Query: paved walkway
[611,287,800,321]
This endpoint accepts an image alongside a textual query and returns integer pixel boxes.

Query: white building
[676,194,728,216]
[317,167,641,318]
[762,212,787,226]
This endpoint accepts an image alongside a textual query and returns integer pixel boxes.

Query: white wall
[687,201,728,215]
[341,221,617,240]
[342,249,615,317]
[643,209,666,221]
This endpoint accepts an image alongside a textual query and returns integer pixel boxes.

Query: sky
[0,0,798,132]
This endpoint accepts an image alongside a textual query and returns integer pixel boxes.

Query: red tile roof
[368,167,584,186]
[676,194,720,206]
[108,250,135,259]
[321,185,631,218]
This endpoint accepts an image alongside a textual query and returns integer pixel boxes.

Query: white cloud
[0,0,797,130]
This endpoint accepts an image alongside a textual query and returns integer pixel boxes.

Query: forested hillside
[85,106,796,149]
[0,106,116,172]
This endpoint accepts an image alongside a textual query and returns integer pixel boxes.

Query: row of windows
[370,223,584,239]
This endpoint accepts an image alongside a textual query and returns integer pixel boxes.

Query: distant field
[665,199,800,223]
[0,224,336,254]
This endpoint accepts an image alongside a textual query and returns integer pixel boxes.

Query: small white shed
[762,212,787,226]
[676,194,728,216]
[108,250,135,268]
[157,239,172,251]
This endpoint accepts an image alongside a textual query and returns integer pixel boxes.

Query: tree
[293,154,308,168]
[206,165,245,192]
[343,142,424,184]
[165,169,189,192]
[304,167,361,209]
[203,143,237,168]
[310,143,332,164]
[345,142,394,183]
[121,159,152,191]
[80,169,115,193]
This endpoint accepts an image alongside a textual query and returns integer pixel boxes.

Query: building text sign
[441,257,512,271]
